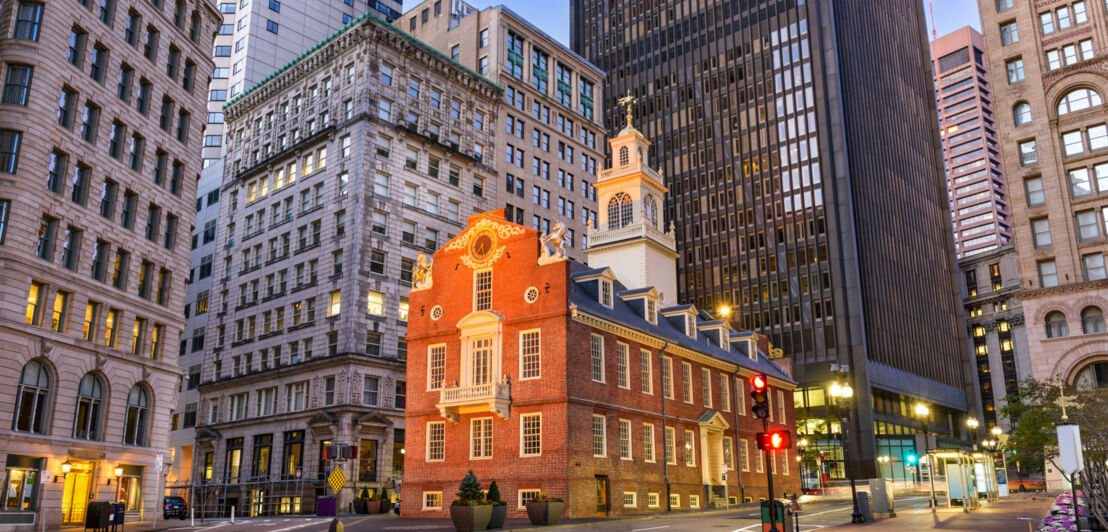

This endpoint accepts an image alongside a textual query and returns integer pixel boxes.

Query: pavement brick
[824,493,1056,532]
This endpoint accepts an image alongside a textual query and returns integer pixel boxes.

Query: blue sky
[413,1,982,51]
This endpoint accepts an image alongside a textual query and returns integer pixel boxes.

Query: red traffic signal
[749,374,768,392]
[756,430,792,450]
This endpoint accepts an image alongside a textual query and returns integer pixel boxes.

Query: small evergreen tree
[456,470,484,502]
[486,481,502,504]
[359,488,370,499]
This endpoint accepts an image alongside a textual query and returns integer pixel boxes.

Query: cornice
[1017,278,1108,300]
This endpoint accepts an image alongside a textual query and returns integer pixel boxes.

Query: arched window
[1082,306,1106,334]
[1057,88,1103,116]
[1074,362,1108,390]
[123,385,149,446]
[1013,102,1032,125]
[14,360,49,433]
[1046,311,1069,338]
[73,373,103,440]
[607,192,633,229]
[644,194,659,228]
[619,146,629,166]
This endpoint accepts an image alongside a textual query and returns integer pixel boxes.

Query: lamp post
[798,438,809,493]
[915,404,936,512]
[829,381,863,523]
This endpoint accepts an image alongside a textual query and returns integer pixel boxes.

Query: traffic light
[756,430,792,450]
[749,374,770,419]
[342,445,358,459]
[324,445,338,460]
[906,453,917,464]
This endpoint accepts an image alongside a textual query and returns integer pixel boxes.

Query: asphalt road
[162,496,933,532]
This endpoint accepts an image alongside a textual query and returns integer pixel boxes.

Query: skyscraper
[171,0,403,494]
[406,0,604,261]
[189,11,500,515]
[931,27,1014,259]
[0,0,218,526]
[977,0,1108,390]
[573,1,975,477]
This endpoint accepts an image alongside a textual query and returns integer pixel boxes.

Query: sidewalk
[824,492,1056,531]
[354,504,765,531]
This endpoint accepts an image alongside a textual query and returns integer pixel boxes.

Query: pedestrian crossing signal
[756,430,791,450]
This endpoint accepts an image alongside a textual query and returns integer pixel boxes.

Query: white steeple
[585,92,678,304]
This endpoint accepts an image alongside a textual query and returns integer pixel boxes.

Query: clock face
[469,231,496,263]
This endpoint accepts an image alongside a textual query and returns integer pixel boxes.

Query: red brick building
[402,116,799,519]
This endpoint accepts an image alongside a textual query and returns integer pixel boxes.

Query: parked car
[163,496,188,519]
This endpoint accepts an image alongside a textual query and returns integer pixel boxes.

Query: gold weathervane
[617,90,636,128]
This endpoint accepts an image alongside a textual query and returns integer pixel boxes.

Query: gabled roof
[618,287,657,298]
[568,262,793,382]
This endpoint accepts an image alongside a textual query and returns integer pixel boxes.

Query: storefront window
[3,464,39,511]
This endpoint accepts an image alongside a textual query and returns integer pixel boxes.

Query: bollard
[190,507,194,528]
[327,518,343,532]
[231,506,235,525]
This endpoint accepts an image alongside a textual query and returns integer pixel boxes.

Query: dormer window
[684,315,696,339]
[646,298,657,324]
[474,269,492,311]
[600,279,613,308]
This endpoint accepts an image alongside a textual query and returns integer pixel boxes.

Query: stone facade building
[977,0,1108,388]
[169,0,403,499]
[190,12,500,516]
[0,0,218,528]
[402,121,799,520]
[931,27,1015,259]
[406,0,604,262]
[958,245,1032,429]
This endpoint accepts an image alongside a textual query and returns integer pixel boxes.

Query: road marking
[632,526,671,531]
[268,518,330,532]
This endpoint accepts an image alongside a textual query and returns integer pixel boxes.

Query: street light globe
[842,384,854,398]
[718,306,731,317]
[829,382,843,397]
[798,438,809,447]
[914,403,929,417]
[991,427,1002,436]
[966,417,979,429]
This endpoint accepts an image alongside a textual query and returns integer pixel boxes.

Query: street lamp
[914,404,936,512]
[797,438,809,492]
[967,417,981,450]
[829,381,863,523]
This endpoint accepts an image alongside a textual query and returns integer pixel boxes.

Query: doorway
[595,475,609,515]
[61,463,94,525]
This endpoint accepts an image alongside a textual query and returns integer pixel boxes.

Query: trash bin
[759,500,793,532]
[868,478,895,516]
[85,501,111,531]
[316,497,336,517]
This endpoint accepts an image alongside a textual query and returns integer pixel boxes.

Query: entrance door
[61,466,93,524]
[595,476,608,515]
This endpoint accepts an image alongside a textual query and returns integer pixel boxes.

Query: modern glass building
[572,0,977,478]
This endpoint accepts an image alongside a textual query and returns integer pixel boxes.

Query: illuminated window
[328,290,340,316]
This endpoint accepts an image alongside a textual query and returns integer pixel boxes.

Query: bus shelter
[925,450,989,512]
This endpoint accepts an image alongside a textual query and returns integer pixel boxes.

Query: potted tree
[450,470,492,531]
[379,490,392,513]
[486,481,507,529]
[525,492,564,526]
[353,488,370,514]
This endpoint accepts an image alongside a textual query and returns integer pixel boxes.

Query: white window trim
[777,389,786,423]
[685,429,697,467]
[622,491,638,508]
[663,357,674,399]
[422,491,443,510]
[648,492,660,508]
[426,421,445,462]
[666,426,676,465]
[702,367,713,408]
[689,495,700,509]
[590,333,605,383]
[670,494,680,508]
[473,268,492,311]
[520,412,542,457]
[470,417,494,460]
[721,374,731,412]
[593,414,607,457]
[616,342,630,389]
[518,328,542,380]
[640,350,654,395]
[619,418,633,461]
[518,489,541,509]
[737,376,746,415]
[681,361,693,404]
[644,423,656,463]
[741,439,750,472]
[426,343,446,391]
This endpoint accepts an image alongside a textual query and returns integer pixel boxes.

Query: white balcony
[588,222,675,249]
[437,381,511,422]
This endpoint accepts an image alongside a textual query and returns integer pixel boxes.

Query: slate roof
[568,262,794,382]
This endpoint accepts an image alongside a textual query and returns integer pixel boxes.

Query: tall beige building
[406,0,604,261]
[0,0,218,528]
[190,11,500,516]
[978,0,1108,388]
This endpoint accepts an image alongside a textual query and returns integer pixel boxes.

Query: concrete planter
[450,504,492,531]
[487,505,507,529]
[525,501,564,525]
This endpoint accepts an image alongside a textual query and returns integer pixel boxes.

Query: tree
[456,470,484,502]
[486,480,503,505]
[1000,378,1108,474]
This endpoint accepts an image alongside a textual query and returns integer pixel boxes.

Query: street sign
[327,467,347,494]
[155,451,164,472]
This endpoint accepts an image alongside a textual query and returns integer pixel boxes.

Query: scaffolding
[165,469,322,519]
